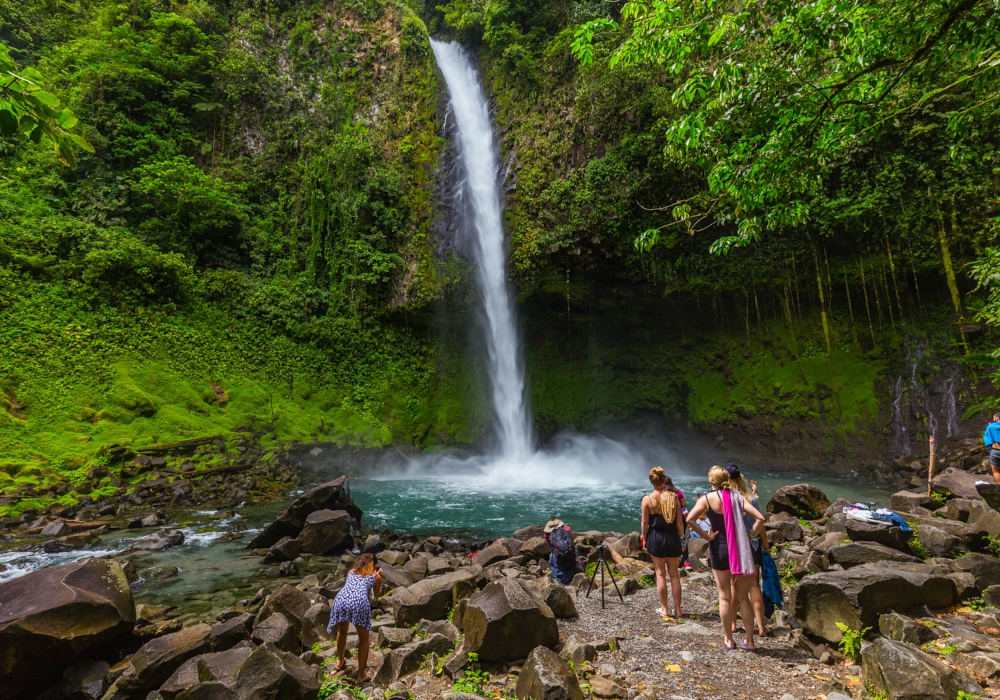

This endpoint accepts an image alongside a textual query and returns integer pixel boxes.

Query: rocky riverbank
[7,466,1000,699]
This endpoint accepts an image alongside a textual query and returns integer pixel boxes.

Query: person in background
[544,516,581,585]
[725,463,770,637]
[327,553,382,684]
[641,467,685,619]
[686,466,766,652]
[985,410,1000,484]
[662,475,692,570]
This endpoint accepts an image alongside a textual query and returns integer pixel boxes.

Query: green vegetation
[319,679,367,700]
[451,652,490,695]
[835,622,870,663]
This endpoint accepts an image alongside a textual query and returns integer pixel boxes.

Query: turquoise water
[351,473,891,538]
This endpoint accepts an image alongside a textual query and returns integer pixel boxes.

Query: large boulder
[764,519,804,544]
[844,518,911,552]
[248,476,361,550]
[472,541,513,567]
[0,559,136,698]
[294,510,351,555]
[131,529,185,552]
[789,562,957,643]
[862,638,983,699]
[209,615,252,652]
[159,643,255,700]
[952,553,1000,593]
[118,623,213,692]
[255,585,314,632]
[907,513,989,555]
[878,612,941,646]
[59,660,110,700]
[977,482,1000,512]
[828,542,921,569]
[889,490,942,513]
[969,501,1000,537]
[251,612,298,653]
[228,642,321,700]
[932,468,984,500]
[463,578,559,662]
[372,633,453,686]
[767,484,831,519]
[520,537,551,560]
[532,577,578,619]
[392,569,478,626]
[515,646,583,700]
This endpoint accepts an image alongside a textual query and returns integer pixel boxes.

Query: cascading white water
[431,40,532,462]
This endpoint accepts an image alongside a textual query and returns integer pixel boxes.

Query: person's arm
[372,571,382,600]
[743,499,766,539]
[641,496,650,549]
[674,500,685,538]
[686,495,716,541]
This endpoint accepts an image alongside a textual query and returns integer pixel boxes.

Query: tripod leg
[601,558,605,609]
[585,560,600,598]
[606,559,625,603]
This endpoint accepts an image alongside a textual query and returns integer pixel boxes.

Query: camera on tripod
[584,543,624,609]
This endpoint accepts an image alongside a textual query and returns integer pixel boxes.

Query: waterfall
[891,375,910,457]
[431,40,532,461]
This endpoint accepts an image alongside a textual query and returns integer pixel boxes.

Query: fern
[834,622,869,662]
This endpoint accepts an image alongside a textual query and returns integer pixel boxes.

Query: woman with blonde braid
[686,466,765,651]
[725,463,770,637]
[641,467,684,620]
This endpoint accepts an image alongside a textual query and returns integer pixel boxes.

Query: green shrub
[81,233,192,306]
[834,622,869,663]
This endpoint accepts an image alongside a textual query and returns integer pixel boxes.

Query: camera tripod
[584,543,624,609]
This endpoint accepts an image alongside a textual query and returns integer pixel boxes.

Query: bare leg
[665,556,683,618]
[335,621,349,670]
[734,575,757,650]
[749,566,768,634]
[355,628,370,683]
[713,569,735,648]
[650,554,670,616]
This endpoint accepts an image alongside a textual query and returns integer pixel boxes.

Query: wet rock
[952,553,1000,592]
[862,637,982,699]
[118,623,213,692]
[209,614,252,651]
[141,514,164,528]
[41,519,72,537]
[828,542,920,569]
[251,612,298,653]
[146,566,180,580]
[0,559,135,698]
[790,562,957,643]
[767,484,831,520]
[844,519,911,552]
[59,660,109,700]
[264,537,301,564]
[295,509,351,555]
[463,578,558,661]
[392,569,478,625]
[278,561,298,576]
[878,612,941,645]
[515,645,583,700]
[132,529,185,552]
[372,633,453,685]
[247,476,359,550]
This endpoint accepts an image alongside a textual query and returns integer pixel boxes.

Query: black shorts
[991,449,1000,469]
[646,526,683,559]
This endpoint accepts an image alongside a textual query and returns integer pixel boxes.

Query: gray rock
[765,519,804,544]
[767,484,831,519]
[41,520,72,537]
[392,569,478,625]
[862,637,983,699]
[255,584,314,632]
[228,642,321,700]
[933,468,984,500]
[844,519,911,552]
[789,562,957,643]
[824,513,848,534]
[159,644,254,700]
[131,529,185,552]
[947,651,1000,684]
[378,563,414,590]
[463,578,558,662]
[942,498,973,522]
[472,542,513,567]
[515,645,583,700]
[372,633,453,685]
[559,636,597,668]
[829,542,920,569]
[823,498,853,519]
[533,577,578,619]
[377,627,414,649]
[520,537,551,560]
[977,482,1000,511]
[969,501,1000,537]
[948,571,980,601]
[952,553,1000,592]
[299,601,331,648]
[878,611,941,645]
[266,537,301,563]
[889,491,942,513]
[295,509,351,555]
[118,624,213,692]
[379,550,409,567]
[426,620,460,643]
[403,557,428,581]
[59,660,109,700]
[984,584,1000,608]
[362,534,383,554]
[247,476,359,550]
[251,612,298,653]
[589,675,626,698]
[209,614,252,651]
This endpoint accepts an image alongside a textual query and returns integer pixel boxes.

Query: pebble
[779,695,797,700]
[679,650,694,662]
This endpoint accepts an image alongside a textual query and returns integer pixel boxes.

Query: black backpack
[549,526,575,566]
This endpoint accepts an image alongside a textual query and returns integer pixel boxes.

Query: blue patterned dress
[328,571,376,632]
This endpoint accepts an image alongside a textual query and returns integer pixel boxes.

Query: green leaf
[0,108,16,136]
[708,25,726,46]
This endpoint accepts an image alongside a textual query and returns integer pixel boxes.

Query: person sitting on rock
[543,516,581,585]
[985,410,1000,484]
[327,553,382,684]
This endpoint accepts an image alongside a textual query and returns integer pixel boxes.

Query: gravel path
[559,572,854,700]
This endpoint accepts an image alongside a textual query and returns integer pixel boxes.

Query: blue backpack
[549,527,575,566]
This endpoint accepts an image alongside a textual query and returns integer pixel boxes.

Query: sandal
[742,642,759,653]
[724,639,737,651]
